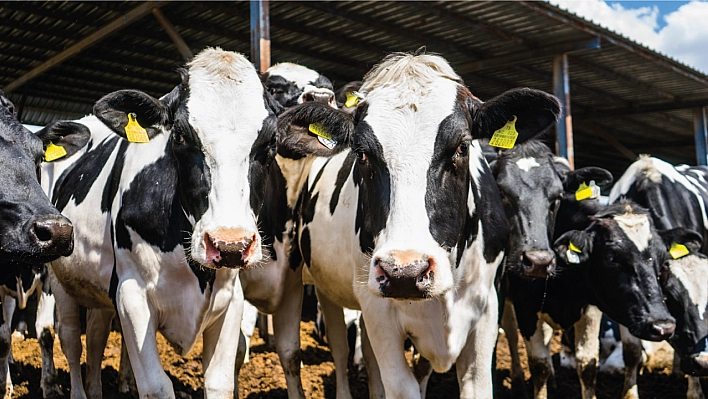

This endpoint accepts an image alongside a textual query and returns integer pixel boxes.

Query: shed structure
[2,1,707,178]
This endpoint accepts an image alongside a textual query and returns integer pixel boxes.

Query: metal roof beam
[520,1,708,87]
[577,98,708,118]
[152,8,193,62]
[3,1,165,94]
[458,37,601,72]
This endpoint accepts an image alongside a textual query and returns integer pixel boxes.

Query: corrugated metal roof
[1,1,707,179]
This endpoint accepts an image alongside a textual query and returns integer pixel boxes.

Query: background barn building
[1,1,707,179]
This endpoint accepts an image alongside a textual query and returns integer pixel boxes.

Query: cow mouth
[203,232,258,269]
[374,257,436,300]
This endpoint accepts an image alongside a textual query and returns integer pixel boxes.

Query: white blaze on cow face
[186,50,270,268]
[361,54,463,299]
[613,211,652,252]
[671,255,708,320]
[515,157,541,172]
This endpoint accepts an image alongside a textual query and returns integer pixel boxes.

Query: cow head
[555,201,676,341]
[0,93,85,264]
[263,63,337,108]
[490,140,613,277]
[657,228,708,376]
[94,48,347,270]
[279,52,560,299]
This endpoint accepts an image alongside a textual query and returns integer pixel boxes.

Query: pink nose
[203,228,258,268]
[373,250,436,299]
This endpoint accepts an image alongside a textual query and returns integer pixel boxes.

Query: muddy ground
[6,306,701,398]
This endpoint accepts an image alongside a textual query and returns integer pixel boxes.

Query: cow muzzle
[636,317,676,341]
[301,89,336,108]
[521,249,556,277]
[203,228,259,269]
[373,251,435,299]
[28,215,74,258]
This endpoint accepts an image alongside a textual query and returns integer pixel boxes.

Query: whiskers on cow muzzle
[373,251,436,299]
[203,228,259,269]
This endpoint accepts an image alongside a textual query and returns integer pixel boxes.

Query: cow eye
[456,142,469,156]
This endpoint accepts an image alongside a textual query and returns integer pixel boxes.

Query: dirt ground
[6,312,701,399]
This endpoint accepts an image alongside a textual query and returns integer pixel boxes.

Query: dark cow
[506,201,676,399]
[41,48,348,399]
[0,264,59,398]
[0,93,80,264]
[275,52,561,398]
[610,155,708,398]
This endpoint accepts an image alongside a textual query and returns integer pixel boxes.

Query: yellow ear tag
[575,181,601,201]
[345,92,359,108]
[488,116,519,149]
[309,123,337,149]
[569,242,582,253]
[567,241,582,264]
[44,142,67,162]
[670,242,689,259]
[124,113,150,143]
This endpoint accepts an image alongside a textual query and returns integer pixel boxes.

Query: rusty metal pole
[250,0,271,73]
[694,107,708,165]
[554,54,574,169]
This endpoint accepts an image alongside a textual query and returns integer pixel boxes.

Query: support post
[695,107,708,165]
[250,0,271,73]
[554,54,574,169]
[152,8,193,62]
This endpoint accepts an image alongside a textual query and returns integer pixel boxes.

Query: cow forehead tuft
[188,47,256,83]
[612,212,652,251]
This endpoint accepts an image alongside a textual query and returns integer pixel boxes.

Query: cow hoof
[41,384,64,399]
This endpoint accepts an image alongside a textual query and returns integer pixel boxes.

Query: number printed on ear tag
[488,116,518,149]
[44,142,67,162]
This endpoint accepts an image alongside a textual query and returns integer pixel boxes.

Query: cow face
[279,53,560,299]
[491,142,613,277]
[555,201,676,341]
[263,63,336,108]
[0,93,80,264]
[657,229,708,376]
[94,49,347,270]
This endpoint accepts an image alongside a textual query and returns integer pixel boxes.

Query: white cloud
[549,0,708,73]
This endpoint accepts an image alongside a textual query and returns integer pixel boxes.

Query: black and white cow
[0,93,78,265]
[658,229,708,399]
[275,52,562,398]
[0,264,59,399]
[41,48,348,399]
[610,156,708,399]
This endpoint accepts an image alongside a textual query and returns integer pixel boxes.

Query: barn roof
[2,1,707,178]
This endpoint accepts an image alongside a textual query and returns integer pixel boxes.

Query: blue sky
[549,0,708,73]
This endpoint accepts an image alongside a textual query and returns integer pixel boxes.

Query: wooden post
[250,0,271,73]
[152,8,193,62]
[554,54,574,169]
[695,107,708,165]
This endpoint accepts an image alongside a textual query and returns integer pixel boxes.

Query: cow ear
[35,121,91,161]
[276,102,353,159]
[657,228,703,254]
[93,89,172,142]
[563,167,614,192]
[555,230,593,265]
[473,88,561,143]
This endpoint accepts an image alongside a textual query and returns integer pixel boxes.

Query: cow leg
[202,285,243,399]
[524,320,554,399]
[271,271,305,399]
[316,289,353,399]
[573,305,601,399]
[117,328,137,395]
[240,300,259,364]
[84,308,114,399]
[344,308,364,372]
[456,290,498,399]
[3,295,15,366]
[35,289,62,399]
[0,293,12,399]
[619,325,642,399]
[688,376,706,399]
[501,298,527,398]
[233,328,247,395]
[359,317,384,399]
[116,280,174,399]
[53,281,88,399]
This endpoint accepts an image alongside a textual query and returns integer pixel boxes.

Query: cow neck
[275,154,316,208]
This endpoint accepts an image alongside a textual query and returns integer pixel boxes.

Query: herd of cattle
[1,46,708,399]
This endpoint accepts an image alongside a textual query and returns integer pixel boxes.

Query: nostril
[652,321,676,337]
[34,222,53,242]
